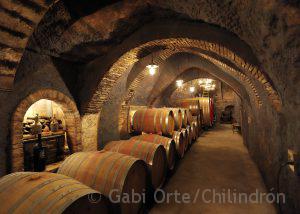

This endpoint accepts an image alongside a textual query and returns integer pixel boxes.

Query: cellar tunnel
[0,0,299,213]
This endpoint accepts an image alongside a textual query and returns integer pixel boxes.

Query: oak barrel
[104,140,167,189]
[132,108,175,136]
[187,110,193,125]
[131,134,176,170]
[181,108,188,128]
[176,99,201,116]
[172,131,185,158]
[198,97,212,126]
[190,123,196,141]
[0,172,109,214]
[58,151,147,214]
[165,108,182,130]
[186,125,193,145]
[180,128,189,151]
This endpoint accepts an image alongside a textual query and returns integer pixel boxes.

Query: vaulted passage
[0,1,299,214]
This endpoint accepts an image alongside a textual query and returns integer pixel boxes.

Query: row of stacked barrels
[175,97,214,127]
[0,106,204,214]
[130,107,202,156]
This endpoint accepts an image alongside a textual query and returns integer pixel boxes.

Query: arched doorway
[10,89,81,172]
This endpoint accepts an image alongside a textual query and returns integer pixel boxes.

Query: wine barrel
[165,108,182,130]
[104,140,167,189]
[0,172,109,214]
[193,115,202,134]
[176,99,200,116]
[210,98,214,125]
[172,131,185,158]
[132,108,175,136]
[186,125,192,146]
[128,105,147,133]
[198,97,212,126]
[186,110,193,126]
[58,151,147,214]
[181,108,188,128]
[191,123,197,141]
[131,134,176,170]
[180,128,189,151]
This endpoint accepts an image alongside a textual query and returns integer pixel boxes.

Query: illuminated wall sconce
[176,79,183,87]
[189,86,195,93]
[146,64,158,76]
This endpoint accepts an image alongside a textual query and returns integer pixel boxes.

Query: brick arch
[85,36,281,116]
[10,88,81,172]
[142,49,262,107]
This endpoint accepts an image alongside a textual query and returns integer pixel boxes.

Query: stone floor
[150,124,277,214]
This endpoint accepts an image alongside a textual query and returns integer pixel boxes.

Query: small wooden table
[232,123,241,133]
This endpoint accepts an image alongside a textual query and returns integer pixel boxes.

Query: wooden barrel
[58,151,147,214]
[165,108,182,130]
[132,108,175,136]
[181,108,188,128]
[131,134,176,170]
[187,110,193,125]
[193,121,199,138]
[172,131,185,158]
[209,98,214,125]
[176,99,200,116]
[191,123,197,140]
[180,128,189,151]
[104,140,167,189]
[0,172,109,214]
[128,105,147,133]
[186,125,192,145]
[198,97,212,126]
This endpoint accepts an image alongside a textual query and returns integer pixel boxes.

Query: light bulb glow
[189,86,195,93]
[206,79,213,84]
[146,64,158,76]
[176,79,183,87]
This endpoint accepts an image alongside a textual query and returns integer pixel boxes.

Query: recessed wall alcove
[10,89,82,172]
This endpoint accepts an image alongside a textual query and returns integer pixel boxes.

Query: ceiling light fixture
[176,79,183,87]
[189,86,195,93]
[147,53,158,76]
[147,64,158,76]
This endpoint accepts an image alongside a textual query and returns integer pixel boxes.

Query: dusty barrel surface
[181,108,188,128]
[172,131,185,158]
[58,151,147,214]
[165,108,182,130]
[0,172,109,214]
[131,134,176,170]
[180,128,189,151]
[132,108,175,136]
[104,140,167,189]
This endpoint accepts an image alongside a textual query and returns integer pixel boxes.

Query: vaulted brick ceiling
[1,0,299,114]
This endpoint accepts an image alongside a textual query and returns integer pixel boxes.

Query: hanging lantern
[147,53,158,76]
[147,64,158,76]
